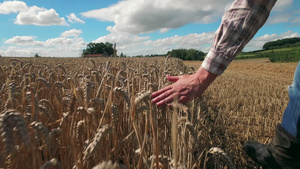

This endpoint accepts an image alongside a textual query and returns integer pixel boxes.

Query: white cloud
[268,14,291,24]
[67,13,85,24]
[0,46,44,57]
[267,0,299,25]
[2,30,300,57]
[15,6,68,26]
[2,29,86,57]
[272,0,293,12]
[1,45,84,57]
[94,32,150,52]
[82,0,299,34]
[93,31,215,56]
[61,29,83,37]
[245,30,300,51]
[94,30,300,56]
[0,1,28,14]
[0,1,67,26]
[292,16,300,24]
[5,36,35,44]
[81,0,232,34]
[4,36,43,46]
[149,32,214,49]
[291,10,300,24]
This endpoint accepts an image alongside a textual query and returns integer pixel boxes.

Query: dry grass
[0,57,297,169]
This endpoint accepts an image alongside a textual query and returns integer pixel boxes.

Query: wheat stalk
[30,121,50,146]
[36,77,50,89]
[0,57,287,168]
[0,109,31,154]
[83,124,112,161]
[134,90,151,104]
[92,161,121,169]
[56,64,67,74]
[40,158,59,169]
[113,87,130,105]
[208,147,236,169]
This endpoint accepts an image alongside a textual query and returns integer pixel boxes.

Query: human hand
[151,67,217,106]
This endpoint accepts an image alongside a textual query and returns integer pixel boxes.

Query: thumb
[167,74,180,82]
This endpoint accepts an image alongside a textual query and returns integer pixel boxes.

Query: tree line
[167,48,206,61]
[81,42,206,60]
[82,42,115,57]
[81,37,300,62]
[263,37,300,50]
[269,50,300,63]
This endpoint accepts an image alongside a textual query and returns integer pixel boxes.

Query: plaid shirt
[201,0,277,75]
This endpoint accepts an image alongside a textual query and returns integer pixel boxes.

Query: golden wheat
[0,56,297,168]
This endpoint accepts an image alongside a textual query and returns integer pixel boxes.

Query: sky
[0,0,300,57]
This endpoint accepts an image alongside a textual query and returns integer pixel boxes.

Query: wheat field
[0,57,297,169]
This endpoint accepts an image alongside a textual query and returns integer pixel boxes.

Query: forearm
[202,0,277,75]
[195,66,218,89]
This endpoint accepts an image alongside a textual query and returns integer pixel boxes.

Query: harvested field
[0,57,297,168]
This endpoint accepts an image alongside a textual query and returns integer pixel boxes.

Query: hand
[151,67,217,106]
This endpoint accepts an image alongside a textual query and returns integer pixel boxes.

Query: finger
[166,95,189,107]
[151,86,171,98]
[166,74,180,82]
[151,88,174,104]
[179,95,190,103]
[156,92,178,106]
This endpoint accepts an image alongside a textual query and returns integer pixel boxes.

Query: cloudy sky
[0,0,300,57]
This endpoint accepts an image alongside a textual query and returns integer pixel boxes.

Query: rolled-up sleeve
[201,0,277,75]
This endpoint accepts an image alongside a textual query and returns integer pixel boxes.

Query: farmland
[235,45,300,61]
[0,56,298,168]
[185,58,297,168]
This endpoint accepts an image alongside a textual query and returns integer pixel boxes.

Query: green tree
[82,42,114,57]
[186,49,205,60]
[263,37,300,50]
[167,48,205,61]
[120,52,126,57]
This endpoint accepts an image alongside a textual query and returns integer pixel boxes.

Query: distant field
[0,56,298,168]
[184,58,270,69]
[236,45,300,60]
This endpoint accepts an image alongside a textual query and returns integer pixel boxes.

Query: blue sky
[0,0,299,57]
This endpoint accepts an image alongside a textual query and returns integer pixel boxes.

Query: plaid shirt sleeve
[201,0,277,75]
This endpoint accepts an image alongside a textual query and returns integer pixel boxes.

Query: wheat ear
[92,161,120,169]
[83,124,112,161]
[208,147,236,169]
[0,109,31,154]
[40,158,59,169]
[134,90,151,104]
